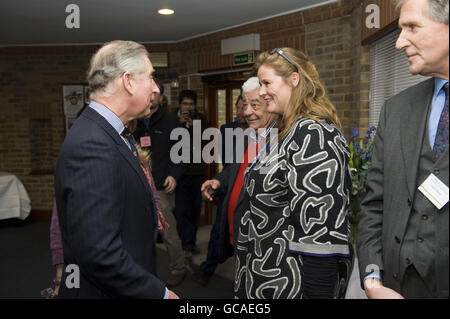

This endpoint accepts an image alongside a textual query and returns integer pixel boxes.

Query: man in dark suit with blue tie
[357,0,448,299]
[54,40,178,298]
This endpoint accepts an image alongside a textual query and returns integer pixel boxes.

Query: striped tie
[121,128,139,160]
[433,83,449,158]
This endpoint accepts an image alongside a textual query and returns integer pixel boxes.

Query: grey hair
[393,0,449,24]
[87,40,150,98]
[242,76,261,94]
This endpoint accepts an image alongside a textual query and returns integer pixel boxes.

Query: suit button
[406,257,411,265]
[417,237,424,243]
[422,214,429,221]
[393,273,398,280]
[434,169,440,175]
[395,236,401,243]
[407,198,412,206]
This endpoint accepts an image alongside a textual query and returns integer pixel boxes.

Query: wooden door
[200,72,247,224]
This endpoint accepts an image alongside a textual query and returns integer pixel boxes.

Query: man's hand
[201,179,221,201]
[364,278,404,299]
[163,176,176,193]
[168,289,180,299]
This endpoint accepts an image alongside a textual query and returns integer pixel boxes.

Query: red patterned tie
[433,83,449,158]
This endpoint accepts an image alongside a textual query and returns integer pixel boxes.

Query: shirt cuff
[163,287,169,299]
[364,271,382,282]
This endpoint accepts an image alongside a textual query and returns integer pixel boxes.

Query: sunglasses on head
[269,48,298,73]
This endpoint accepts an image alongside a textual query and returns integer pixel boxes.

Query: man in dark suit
[194,94,248,285]
[200,77,278,286]
[54,40,178,298]
[356,0,448,299]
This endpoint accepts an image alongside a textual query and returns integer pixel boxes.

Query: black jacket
[214,127,250,263]
[172,108,211,176]
[55,107,164,298]
[133,107,186,190]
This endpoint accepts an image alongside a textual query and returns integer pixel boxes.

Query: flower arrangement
[349,126,376,239]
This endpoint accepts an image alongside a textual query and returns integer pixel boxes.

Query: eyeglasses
[269,48,298,73]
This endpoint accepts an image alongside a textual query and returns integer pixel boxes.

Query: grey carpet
[0,218,233,299]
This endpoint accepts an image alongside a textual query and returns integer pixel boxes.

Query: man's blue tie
[121,128,139,160]
[433,83,449,159]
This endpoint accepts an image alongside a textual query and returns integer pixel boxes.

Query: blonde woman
[128,119,169,231]
[234,48,353,299]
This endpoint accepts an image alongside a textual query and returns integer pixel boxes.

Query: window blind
[369,28,429,127]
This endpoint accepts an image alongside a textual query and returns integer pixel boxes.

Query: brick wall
[0,0,370,211]
[0,46,93,209]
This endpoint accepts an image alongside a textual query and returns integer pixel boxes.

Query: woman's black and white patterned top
[234,116,352,299]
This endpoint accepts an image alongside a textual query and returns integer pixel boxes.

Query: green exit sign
[233,51,255,66]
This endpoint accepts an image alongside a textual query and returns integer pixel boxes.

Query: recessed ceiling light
[158,8,174,15]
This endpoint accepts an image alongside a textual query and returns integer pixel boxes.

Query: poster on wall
[62,84,84,117]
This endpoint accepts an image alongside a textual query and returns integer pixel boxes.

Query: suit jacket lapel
[83,108,152,196]
[400,79,435,199]
[116,143,152,196]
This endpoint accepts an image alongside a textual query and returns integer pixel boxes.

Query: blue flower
[349,125,377,236]
[367,126,376,138]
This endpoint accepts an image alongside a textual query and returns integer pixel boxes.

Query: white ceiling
[0,0,337,46]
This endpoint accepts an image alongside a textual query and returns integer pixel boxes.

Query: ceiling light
[158,9,174,15]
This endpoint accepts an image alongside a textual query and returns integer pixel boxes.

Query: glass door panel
[231,88,241,122]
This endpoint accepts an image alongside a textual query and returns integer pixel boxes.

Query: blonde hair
[255,47,341,140]
[136,143,152,168]
[127,119,152,168]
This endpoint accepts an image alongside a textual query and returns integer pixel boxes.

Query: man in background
[357,0,448,299]
[194,94,248,285]
[199,77,277,287]
[175,90,211,264]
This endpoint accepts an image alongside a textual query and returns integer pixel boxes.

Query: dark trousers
[200,196,224,274]
[175,175,205,252]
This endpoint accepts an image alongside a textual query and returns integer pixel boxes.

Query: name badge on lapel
[140,136,151,147]
[418,173,449,210]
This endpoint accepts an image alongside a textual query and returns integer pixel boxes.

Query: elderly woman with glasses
[234,48,353,299]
